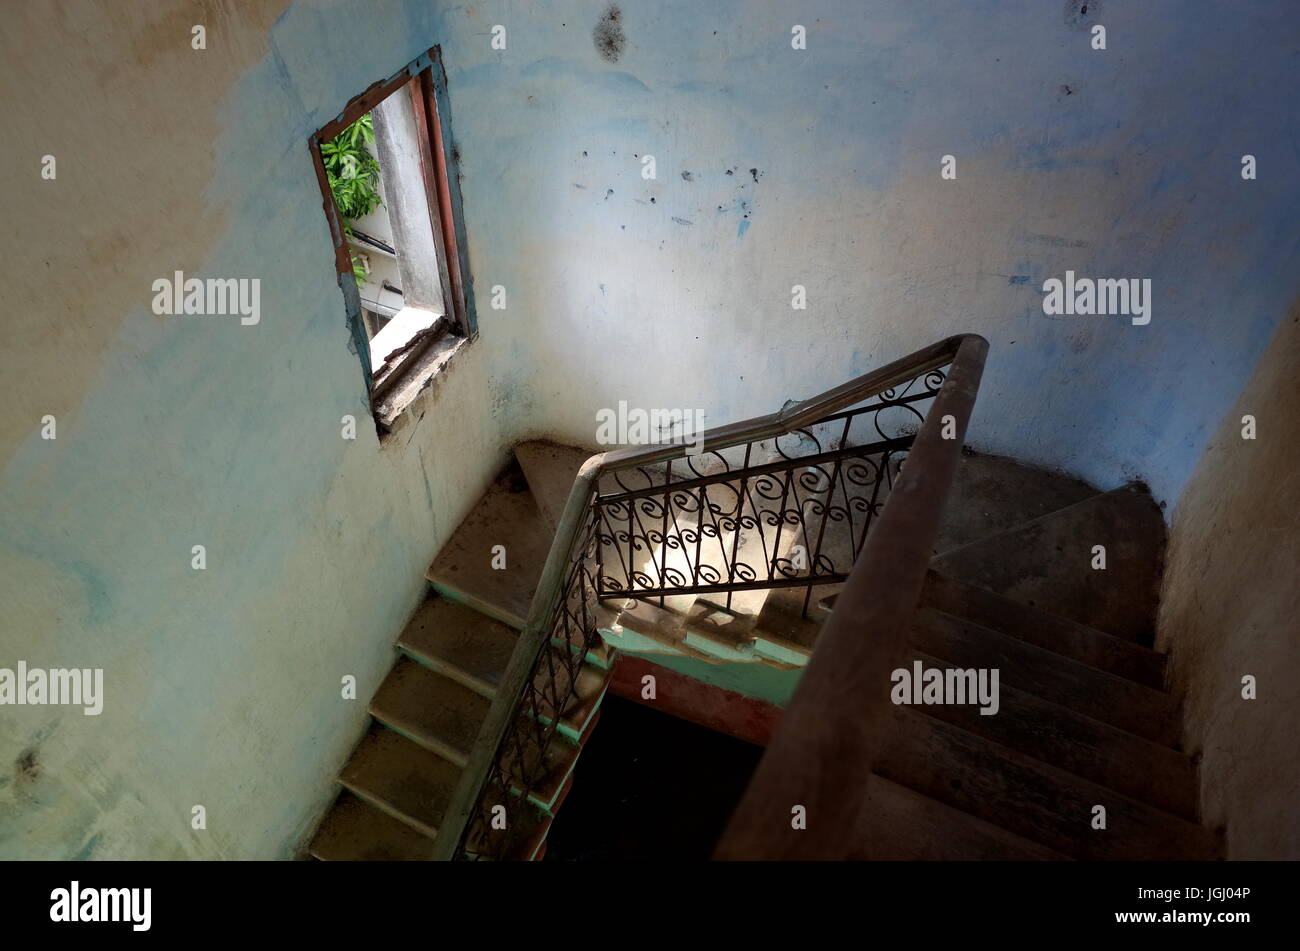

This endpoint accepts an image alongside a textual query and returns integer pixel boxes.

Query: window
[309,47,474,431]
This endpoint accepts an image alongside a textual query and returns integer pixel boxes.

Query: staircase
[307,335,1221,861]
[762,460,1220,860]
[309,445,605,861]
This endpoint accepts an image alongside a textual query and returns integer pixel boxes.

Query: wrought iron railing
[431,334,988,860]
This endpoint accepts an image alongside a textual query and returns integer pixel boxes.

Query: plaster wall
[435,0,1299,508]
[0,0,520,860]
[1156,310,1300,860]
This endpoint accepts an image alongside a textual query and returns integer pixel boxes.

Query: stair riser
[850,774,1071,861]
[908,610,1181,748]
[337,780,441,840]
[427,582,526,631]
[367,715,471,768]
[877,712,1218,861]
[309,792,439,862]
[397,642,609,740]
[921,572,1167,688]
[906,651,1197,820]
[930,485,1166,644]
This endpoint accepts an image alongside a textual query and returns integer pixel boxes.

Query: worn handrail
[431,333,988,859]
[714,332,988,859]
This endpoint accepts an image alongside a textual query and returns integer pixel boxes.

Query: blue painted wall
[430,0,1299,506]
[0,1,518,860]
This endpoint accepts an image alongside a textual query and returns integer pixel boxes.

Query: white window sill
[369,305,441,375]
[375,330,470,438]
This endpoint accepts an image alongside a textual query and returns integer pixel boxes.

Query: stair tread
[904,650,1197,819]
[515,440,593,530]
[878,711,1219,860]
[814,573,1169,689]
[426,463,552,629]
[370,656,490,765]
[309,791,437,861]
[603,598,722,662]
[816,579,1172,705]
[681,597,762,660]
[370,655,585,808]
[908,607,1181,747]
[935,451,1098,554]
[338,724,462,837]
[920,570,1167,688]
[754,585,830,653]
[930,483,1165,643]
[848,774,1070,860]
[397,596,520,695]
[398,598,608,736]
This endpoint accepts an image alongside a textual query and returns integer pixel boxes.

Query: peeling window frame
[309,46,475,433]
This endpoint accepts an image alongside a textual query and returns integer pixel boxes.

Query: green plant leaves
[324,113,382,222]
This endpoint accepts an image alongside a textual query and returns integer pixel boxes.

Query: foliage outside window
[319,114,382,288]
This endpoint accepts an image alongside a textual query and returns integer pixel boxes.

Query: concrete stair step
[608,591,797,668]
[751,585,834,664]
[878,710,1220,860]
[397,596,519,696]
[847,774,1070,860]
[426,461,552,629]
[682,597,760,659]
[594,455,750,626]
[699,495,784,620]
[607,596,688,642]
[309,791,437,861]
[371,654,587,812]
[771,586,1169,687]
[764,572,1171,687]
[370,655,490,766]
[598,463,813,663]
[920,570,1167,688]
[396,595,609,739]
[904,651,1197,819]
[930,483,1166,643]
[609,590,699,639]
[601,596,723,662]
[514,440,594,531]
[935,451,1098,555]
[743,453,872,642]
[907,607,1181,748]
[338,723,461,838]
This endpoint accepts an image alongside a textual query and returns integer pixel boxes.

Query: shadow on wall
[1158,299,1300,859]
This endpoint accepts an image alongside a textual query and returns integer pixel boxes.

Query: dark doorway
[545,694,764,860]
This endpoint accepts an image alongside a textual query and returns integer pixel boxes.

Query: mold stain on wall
[593,4,626,63]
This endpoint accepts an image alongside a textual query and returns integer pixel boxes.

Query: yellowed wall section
[0,1,515,859]
[0,1,290,469]
[1158,308,1300,859]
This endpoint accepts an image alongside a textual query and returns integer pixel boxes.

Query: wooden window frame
[308,46,475,419]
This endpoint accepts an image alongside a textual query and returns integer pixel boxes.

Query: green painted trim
[617,646,803,709]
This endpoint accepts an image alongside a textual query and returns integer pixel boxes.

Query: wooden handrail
[432,333,988,859]
[713,333,988,859]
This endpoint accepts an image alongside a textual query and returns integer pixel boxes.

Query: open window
[310,47,474,431]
